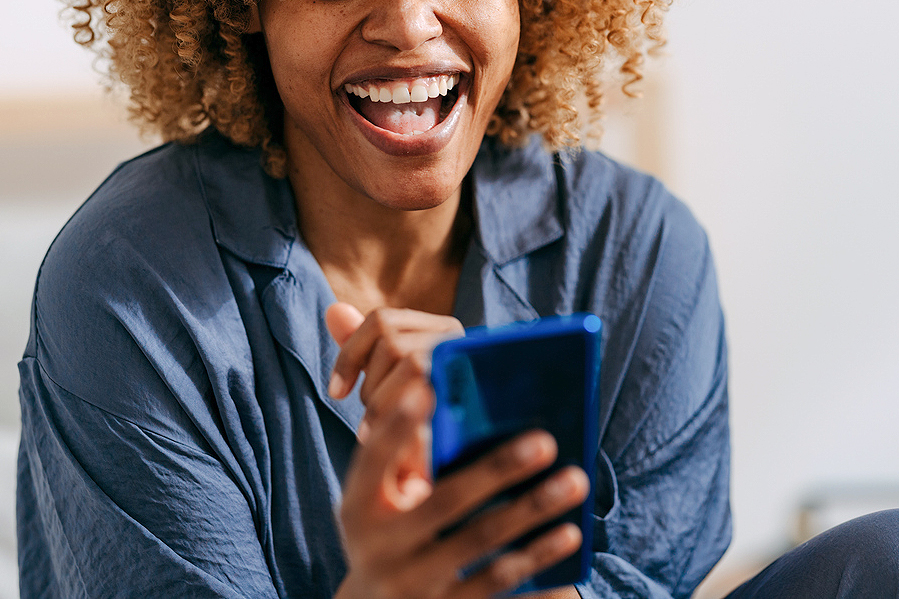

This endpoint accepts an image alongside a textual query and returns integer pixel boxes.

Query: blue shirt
[17,131,731,598]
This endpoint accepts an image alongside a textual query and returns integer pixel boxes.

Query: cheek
[265,39,346,145]
[267,36,324,94]
[471,1,521,88]
[260,10,345,105]
[500,1,521,70]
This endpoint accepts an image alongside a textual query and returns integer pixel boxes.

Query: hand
[337,405,590,599]
[325,302,465,509]
[326,303,591,598]
[326,302,464,442]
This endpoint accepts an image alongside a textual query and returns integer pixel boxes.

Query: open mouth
[343,74,462,136]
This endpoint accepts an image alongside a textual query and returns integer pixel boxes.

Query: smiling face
[255,0,520,211]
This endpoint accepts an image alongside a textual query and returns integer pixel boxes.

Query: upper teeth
[344,74,460,105]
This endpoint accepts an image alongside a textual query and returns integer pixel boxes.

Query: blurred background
[1,0,897,597]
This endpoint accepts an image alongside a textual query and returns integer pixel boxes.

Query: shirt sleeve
[577,192,732,599]
[16,188,281,597]
[17,355,280,598]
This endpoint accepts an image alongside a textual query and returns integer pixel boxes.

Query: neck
[287,146,471,316]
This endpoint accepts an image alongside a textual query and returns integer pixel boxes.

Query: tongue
[357,96,443,134]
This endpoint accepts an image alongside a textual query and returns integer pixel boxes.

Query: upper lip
[338,62,470,89]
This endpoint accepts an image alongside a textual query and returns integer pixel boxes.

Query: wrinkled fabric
[726,509,899,598]
[18,131,731,598]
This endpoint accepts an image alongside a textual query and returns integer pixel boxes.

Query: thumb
[326,302,366,347]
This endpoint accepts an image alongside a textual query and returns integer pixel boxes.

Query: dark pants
[725,509,899,598]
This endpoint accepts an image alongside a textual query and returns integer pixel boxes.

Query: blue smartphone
[430,313,602,593]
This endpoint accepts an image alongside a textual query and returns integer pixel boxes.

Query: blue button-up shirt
[18,131,730,598]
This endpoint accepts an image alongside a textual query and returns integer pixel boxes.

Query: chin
[365,180,461,212]
[354,160,467,211]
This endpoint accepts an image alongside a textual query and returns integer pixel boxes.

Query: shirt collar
[196,131,564,271]
[195,130,297,269]
[470,136,564,265]
[194,132,565,435]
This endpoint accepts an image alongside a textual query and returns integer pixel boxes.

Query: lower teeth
[349,87,458,134]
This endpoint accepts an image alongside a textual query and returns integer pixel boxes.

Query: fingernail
[328,372,347,398]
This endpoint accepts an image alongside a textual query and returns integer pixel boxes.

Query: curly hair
[64,0,670,177]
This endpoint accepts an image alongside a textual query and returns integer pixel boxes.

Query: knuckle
[380,335,405,361]
[368,308,396,332]
[401,354,428,377]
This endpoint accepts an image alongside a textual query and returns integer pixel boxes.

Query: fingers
[434,465,589,568]
[409,465,590,593]
[455,523,583,598]
[328,307,463,399]
[357,351,433,440]
[326,302,366,347]
[331,305,588,598]
[347,429,557,561]
[394,430,559,549]
[358,330,439,401]
[325,303,366,399]
[341,425,590,599]
[351,454,589,597]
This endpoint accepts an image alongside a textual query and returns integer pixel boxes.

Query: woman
[18,0,897,598]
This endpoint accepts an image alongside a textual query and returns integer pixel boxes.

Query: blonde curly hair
[65,0,670,177]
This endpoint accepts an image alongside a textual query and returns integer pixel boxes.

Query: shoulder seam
[29,142,179,357]
[25,354,218,459]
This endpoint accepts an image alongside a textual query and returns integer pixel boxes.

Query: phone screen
[430,314,601,592]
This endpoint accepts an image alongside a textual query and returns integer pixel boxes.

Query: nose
[361,0,443,52]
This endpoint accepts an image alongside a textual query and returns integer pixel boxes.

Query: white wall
[660,0,899,569]
[0,0,102,94]
[2,0,899,596]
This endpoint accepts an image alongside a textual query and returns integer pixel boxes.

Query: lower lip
[339,80,468,157]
